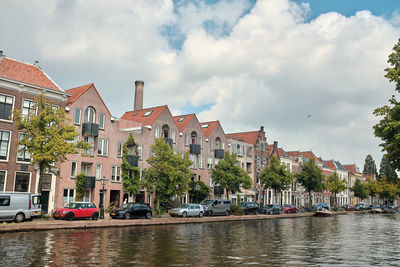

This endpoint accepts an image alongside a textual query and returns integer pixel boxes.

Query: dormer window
[143,110,153,117]
[201,124,209,128]
[178,117,185,122]
[84,106,96,123]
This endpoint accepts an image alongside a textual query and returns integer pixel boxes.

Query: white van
[0,192,41,222]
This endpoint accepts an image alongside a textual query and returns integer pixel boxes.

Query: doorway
[41,191,50,215]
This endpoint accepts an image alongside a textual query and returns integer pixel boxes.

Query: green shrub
[231,204,244,215]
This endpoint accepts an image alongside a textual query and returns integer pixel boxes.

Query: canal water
[1,213,400,266]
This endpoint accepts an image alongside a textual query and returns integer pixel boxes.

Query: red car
[343,204,354,211]
[53,202,99,221]
[283,204,298,213]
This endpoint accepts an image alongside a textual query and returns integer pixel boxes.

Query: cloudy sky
[1,0,400,169]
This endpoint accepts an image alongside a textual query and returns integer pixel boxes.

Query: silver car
[169,203,204,218]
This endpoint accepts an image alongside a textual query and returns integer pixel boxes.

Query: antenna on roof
[34,60,39,66]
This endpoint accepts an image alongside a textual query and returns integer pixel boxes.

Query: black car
[110,203,152,219]
[240,202,259,215]
[263,204,282,215]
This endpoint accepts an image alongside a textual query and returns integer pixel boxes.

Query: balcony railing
[126,155,139,167]
[85,176,96,189]
[214,149,224,158]
[82,122,99,137]
[190,144,201,154]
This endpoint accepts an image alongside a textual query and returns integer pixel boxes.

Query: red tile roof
[323,160,336,170]
[300,151,322,163]
[343,164,357,174]
[0,57,61,91]
[173,114,196,132]
[66,83,111,116]
[121,105,168,126]
[226,131,260,146]
[200,121,224,138]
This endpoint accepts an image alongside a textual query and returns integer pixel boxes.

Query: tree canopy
[14,94,89,193]
[326,172,347,208]
[188,180,210,204]
[296,158,325,206]
[377,176,399,202]
[211,151,252,198]
[374,39,400,171]
[351,179,368,200]
[379,154,398,183]
[141,138,193,213]
[362,154,378,176]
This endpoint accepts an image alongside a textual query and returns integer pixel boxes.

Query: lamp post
[99,176,108,219]
[195,183,201,203]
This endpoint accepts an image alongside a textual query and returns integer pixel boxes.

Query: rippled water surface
[1,213,400,266]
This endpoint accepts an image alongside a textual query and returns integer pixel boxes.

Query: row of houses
[0,54,367,214]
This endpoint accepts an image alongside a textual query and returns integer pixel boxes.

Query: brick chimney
[134,80,144,110]
[273,141,278,150]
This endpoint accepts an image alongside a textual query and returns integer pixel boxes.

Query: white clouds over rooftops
[0,0,399,167]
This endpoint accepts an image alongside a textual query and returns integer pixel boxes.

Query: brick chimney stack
[134,80,144,110]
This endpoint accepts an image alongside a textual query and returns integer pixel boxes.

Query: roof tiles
[120,105,168,126]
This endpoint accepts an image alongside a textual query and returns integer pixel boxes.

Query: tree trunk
[156,195,160,216]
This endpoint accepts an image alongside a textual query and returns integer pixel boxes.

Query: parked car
[343,204,354,211]
[0,192,41,222]
[200,199,231,216]
[313,203,330,211]
[240,202,259,215]
[283,204,298,213]
[53,202,99,221]
[381,205,390,213]
[354,204,365,211]
[110,203,152,219]
[263,204,282,215]
[366,204,380,210]
[389,204,399,210]
[169,203,204,217]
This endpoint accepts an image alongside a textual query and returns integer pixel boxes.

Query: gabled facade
[343,164,364,205]
[323,159,349,206]
[0,55,69,214]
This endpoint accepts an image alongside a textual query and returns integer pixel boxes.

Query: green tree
[14,94,89,193]
[259,156,293,204]
[122,133,140,197]
[374,39,400,171]
[363,154,378,177]
[211,151,252,199]
[351,179,368,200]
[188,180,210,203]
[75,173,86,201]
[326,172,347,208]
[296,158,325,207]
[365,178,379,204]
[141,138,193,213]
[379,154,398,183]
[377,176,399,203]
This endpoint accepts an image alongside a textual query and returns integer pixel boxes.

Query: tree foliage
[365,178,379,201]
[122,133,140,195]
[188,180,210,203]
[362,154,378,176]
[14,94,89,193]
[374,39,400,171]
[351,179,368,200]
[211,151,252,198]
[259,156,293,203]
[326,172,347,208]
[141,138,193,213]
[379,154,398,183]
[296,158,325,206]
[377,176,399,201]
[75,173,86,201]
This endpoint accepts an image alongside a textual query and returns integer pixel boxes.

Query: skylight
[132,112,137,116]
[143,110,153,117]
[178,117,185,122]
[201,124,209,128]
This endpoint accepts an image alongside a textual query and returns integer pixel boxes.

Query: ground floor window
[0,171,5,191]
[84,190,91,202]
[14,172,30,192]
[63,188,75,206]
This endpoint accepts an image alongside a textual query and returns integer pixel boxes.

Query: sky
[1,0,400,170]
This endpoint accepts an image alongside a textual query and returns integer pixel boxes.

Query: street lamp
[195,183,201,203]
[99,176,108,219]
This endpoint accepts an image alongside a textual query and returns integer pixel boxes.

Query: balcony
[85,176,96,189]
[214,149,224,158]
[190,144,201,154]
[82,122,99,137]
[214,186,224,195]
[126,155,138,167]
[165,138,173,149]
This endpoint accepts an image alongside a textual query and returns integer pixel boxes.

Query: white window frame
[185,133,189,146]
[210,139,214,150]
[0,93,14,122]
[17,132,31,163]
[13,171,31,192]
[138,145,143,160]
[190,155,197,169]
[84,136,95,156]
[74,108,81,125]
[71,161,78,177]
[172,130,176,144]
[210,176,213,187]
[117,142,124,158]
[0,129,11,162]
[111,165,121,182]
[97,139,108,156]
[200,137,203,148]
[84,106,96,123]
[199,155,205,169]
[154,126,160,139]
[99,113,105,129]
[0,170,7,191]
[22,99,37,120]
[96,164,102,179]
[207,157,213,169]
[62,188,75,206]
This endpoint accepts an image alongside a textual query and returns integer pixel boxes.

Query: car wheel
[209,210,213,217]
[295,209,298,213]
[91,212,99,220]
[65,213,74,221]
[124,213,131,220]
[15,212,25,223]
[146,212,152,219]
[225,210,229,216]
[269,211,272,215]
[182,212,187,218]
[199,211,203,218]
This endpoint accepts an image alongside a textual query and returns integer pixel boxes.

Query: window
[112,166,121,182]
[96,164,102,179]
[0,94,14,121]
[199,155,205,169]
[172,130,176,144]
[154,126,159,139]
[0,130,10,161]
[178,117,185,122]
[138,145,143,160]
[207,157,213,169]
[210,176,213,187]
[0,195,10,206]
[63,188,75,206]
[201,124,209,128]
[17,133,31,162]
[200,137,203,148]
[0,171,5,191]
[74,108,81,124]
[99,114,105,129]
[117,142,123,157]
[143,110,153,117]
[222,142,225,150]
[190,155,197,169]
[97,139,108,156]
[84,136,95,156]
[81,163,92,176]
[210,139,214,150]
[185,133,189,146]
[84,107,96,123]
[22,99,37,120]
[71,161,78,177]
[14,172,30,192]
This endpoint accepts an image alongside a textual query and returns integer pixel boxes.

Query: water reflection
[1,213,400,266]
